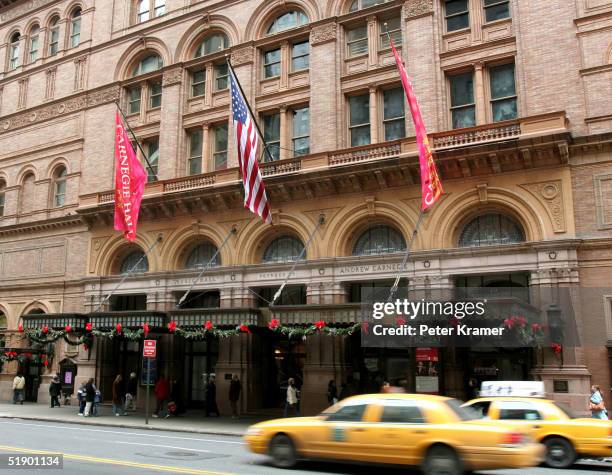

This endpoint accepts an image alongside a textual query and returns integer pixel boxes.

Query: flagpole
[270,214,325,307]
[92,234,163,313]
[225,56,276,164]
[115,101,159,181]
[177,227,237,308]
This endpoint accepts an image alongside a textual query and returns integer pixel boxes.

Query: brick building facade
[0,0,610,416]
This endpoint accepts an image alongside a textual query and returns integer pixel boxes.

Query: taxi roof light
[480,381,545,398]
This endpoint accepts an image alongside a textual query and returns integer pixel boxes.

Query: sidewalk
[0,402,264,436]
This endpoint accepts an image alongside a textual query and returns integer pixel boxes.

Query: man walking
[205,375,220,417]
[229,374,241,418]
[284,378,300,417]
[83,378,96,416]
[49,375,62,408]
[12,373,25,405]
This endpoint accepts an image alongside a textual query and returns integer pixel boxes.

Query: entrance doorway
[261,334,305,409]
[182,337,218,408]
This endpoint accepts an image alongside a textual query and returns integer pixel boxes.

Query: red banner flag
[114,111,147,241]
[390,39,443,210]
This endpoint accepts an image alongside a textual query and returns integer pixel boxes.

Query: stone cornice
[0,215,85,236]
[0,83,120,135]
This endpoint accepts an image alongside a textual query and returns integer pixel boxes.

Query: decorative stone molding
[594,173,612,230]
[230,46,254,66]
[0,0,54,22]
[89,236,111,273]
[310,22,337,45]
[404,0,434,18]
[162,67,183,87]
[520,180,566,233]
[0,84,120,135]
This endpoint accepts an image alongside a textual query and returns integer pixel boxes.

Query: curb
[0,414,244,437]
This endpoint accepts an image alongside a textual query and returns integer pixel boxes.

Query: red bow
[43,360,49,367]
[395,317,406,327]
[142,323,150,337]
[42,326,49,334]
[314,320,326,330]
[204,321,214,330]
[239,324,250,333]
[551,343,562,355]
[531,323,540,333]
[116,323,122,334]
[85,322,93,332]
[18,324,24,333]
[167,321,177,333]
[361,322,369,335]
[65,325,72,333]
[268,319,280,330]
[83,344,89,351]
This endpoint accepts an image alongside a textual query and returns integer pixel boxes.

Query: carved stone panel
[404,0,434,18]
[310,22,337,45]
[231,46,255,66]
[520,180,566,233]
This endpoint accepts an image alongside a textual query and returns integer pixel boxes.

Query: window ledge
[344,53,368,62]
[442,27,471,39]
[483,17,512,27]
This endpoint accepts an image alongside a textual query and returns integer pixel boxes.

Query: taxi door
[364,399,429,465]
[488,400,545,436]
[309,402,379,462]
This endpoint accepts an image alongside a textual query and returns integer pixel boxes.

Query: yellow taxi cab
[244,393,544,475]
[463,396,612,468]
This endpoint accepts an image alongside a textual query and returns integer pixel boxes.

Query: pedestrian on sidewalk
[49,375,62,408]
[169,378,185,417]
[327,380,338,406]
[12,373,25,405]
[83,378,96,416]
[77,382,86,415]
[284,378,300,417]
[589,384,608,420]
[93,387,102,416]
[124,372,138,412]
[153,375,170,418]
[112,374,125,416]
[229,374,241,418]
[205,375,220,417]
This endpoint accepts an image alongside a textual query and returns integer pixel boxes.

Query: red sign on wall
[143,339,157,358]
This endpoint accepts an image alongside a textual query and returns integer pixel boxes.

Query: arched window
[70,8,81,48]
[20,173,35,215]
[27,308,46,315]
[120,250,149,274]
[9,32,20,70]
[263,235,305,263]
[458,213,525,247]
[266,10,309,35]
[349,0,391,12]
[0,312,7,330]
[0,179,5,217]
[48,17,60,56]
[185,242,220,269]
[131,54,163,77]
[137,0,149,22]
[353,224,406,256]
[53,166,67,207]
[29,25,40,63]
[195,33,229,58]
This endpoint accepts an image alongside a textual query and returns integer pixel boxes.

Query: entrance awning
[168,308,261,327]
[87,311,167,329]
[269,304,367,324]
[22,313,88,331]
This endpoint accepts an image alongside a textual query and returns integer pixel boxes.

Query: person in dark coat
[153,376,170,418]
[124,372,138,412]
[327,380,338,406]
[229,374,241,418]
[205,375,220,417]
[84,378,96,416]
[112,374,125,416]
[49,375,62,408]
[169,378,185,416]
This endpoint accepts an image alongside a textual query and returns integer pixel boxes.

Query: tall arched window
[349,0,391,12]
[70,8,81,48]
[458,213,525,247]
[9,32,20,70]
[120,250,149,274]
[0,179,5,217]
[185,242,220,269]
[53,166,67,207]
[131,54,163,77]
[195,33,229,58]
[353,224,406,256]
[127,53,164,118]
[48,17,60,56]
[20,173,35,215]
[266,10,309,35]
[29,25,40,63]
[263,235,305,263]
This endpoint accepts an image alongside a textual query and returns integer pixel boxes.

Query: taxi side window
[326,404,367,422]
[497,402,542,421]
[469,401,491,418]
[381,404,425,424]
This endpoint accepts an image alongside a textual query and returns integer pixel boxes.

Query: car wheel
[544,437,576,469]
[422,445,463,475]
[269,434,297,469]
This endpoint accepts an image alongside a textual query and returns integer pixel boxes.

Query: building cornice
[0,214,85,237]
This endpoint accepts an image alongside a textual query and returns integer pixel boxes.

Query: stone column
[474,63,486,125]
[204,63,214,108]
[201,123,211,173]
[367,15,378,68]
[158,67,183,180]
[279,105,288,161]
[369,86,379,144]
[280,41,289,91]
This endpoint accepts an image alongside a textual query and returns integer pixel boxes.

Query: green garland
[92,328,144,341]
[174,327,242,339]
[268,319,361,339]
[24,329,93,347]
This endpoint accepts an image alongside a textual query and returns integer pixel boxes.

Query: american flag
[229,66,272,224]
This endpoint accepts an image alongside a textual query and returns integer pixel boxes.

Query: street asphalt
[0,419,609,475]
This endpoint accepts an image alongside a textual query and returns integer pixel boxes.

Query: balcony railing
[168,308,261,327]
[22,313,89,331]
[269,304,368,325]
[78,112,567,209]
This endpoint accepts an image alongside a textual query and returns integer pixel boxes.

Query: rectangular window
[383,87,405,141]
[29,35,39,63]
[188,130,202,175]
[10,44,20,70]
[154,0,166,17]
[145,138,159,182]
[484,0,510,22]
[70,19,81,48]
[128,86,142,114]
[490,63,517,122]
[292,107,309,156]
[349,94,370,146]
[263,113,281,161]
[291,41,309,71]
[0,193,4,217]
[445,0,469,32]
[264,48,281,78]
[215,63,228,91]
[191,69,206,97]
[449,72,475,129]
[149,80,162,108]
[49,28,59,56]
[379,17,401,49]
[213,123,228,170]
[54,181,66,207]
[347,24,368,57]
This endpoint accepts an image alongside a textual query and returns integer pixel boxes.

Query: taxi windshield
[445,399,480,420]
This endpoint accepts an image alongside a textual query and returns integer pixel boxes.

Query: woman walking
[84,378,96,416]
[589,385,608,420]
